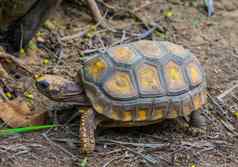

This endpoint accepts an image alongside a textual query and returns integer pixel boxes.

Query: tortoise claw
[187,110,207,136]
[187,126,206,136]
[175,110,207,136]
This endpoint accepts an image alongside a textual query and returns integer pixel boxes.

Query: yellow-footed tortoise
[0,0,62,50]
[36,40,207,153]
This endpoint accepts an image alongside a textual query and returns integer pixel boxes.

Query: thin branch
[87,0,103,23]
[98,139,169,149]
[217,82,238,101]
[42,133,78,160]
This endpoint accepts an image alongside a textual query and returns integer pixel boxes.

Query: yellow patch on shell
[136,109,147,121]
[193,93,203,110]
[138,64,161,92]
[104,71,137,98]
[87,58,107,81]
[165,61,186,91]
[134,40,161,58]
[167,107,178,119]
[153,108,164,120]
[187,62,202,85]
[111,47,135,63]
[122,111,133,121]
[170,68,180,80]
[111,110,120,120]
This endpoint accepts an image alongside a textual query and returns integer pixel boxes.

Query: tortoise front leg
[79,108,96,154]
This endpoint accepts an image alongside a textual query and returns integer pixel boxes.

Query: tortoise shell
[80,40,207,122]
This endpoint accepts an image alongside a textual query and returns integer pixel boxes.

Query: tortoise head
[36,75,89,105]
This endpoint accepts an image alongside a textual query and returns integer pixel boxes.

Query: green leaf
[233,111,238,119]
[44,20,56,30]
[0,125,57,137]
[163,9,173,17]
[24,91,33,99]
[80,158,88,167]
[43,58,49,65]
[28,40,37,50]
[19,48,26,58]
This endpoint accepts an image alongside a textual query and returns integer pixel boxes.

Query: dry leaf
[0,99,47,127]
[0,63,8,78]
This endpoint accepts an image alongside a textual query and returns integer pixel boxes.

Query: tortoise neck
[55,90,91,106]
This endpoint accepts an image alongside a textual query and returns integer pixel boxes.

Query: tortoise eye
[37,80,49,90]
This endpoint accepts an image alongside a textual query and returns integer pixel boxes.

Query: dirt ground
[1,0,238,166]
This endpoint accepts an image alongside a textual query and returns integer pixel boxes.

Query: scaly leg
[79,108,96,154]
[188,110,207,135]
[189,110,206,128]
[176,110,207,135]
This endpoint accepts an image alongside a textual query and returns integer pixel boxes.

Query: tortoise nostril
[38,80,49,89]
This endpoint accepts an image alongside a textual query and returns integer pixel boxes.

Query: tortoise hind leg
[187,109,207,136]
[176,110,207,135]
[189,110,206,128]
[80,108,96,154]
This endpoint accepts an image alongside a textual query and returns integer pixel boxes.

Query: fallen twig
[97,0,165,32]
[133,1,158,12]
[42,133,78,160]
[208,94,238,135]
[87,0,103,24]
[0,53,33,77]
[217,82,238,101]
[87,0,116,32]
[81,27,158,55]
[122,146,160,166]
[61,12,110,41]
[102,154,130,167]
[98,139,169,149]
[98,148,122,156]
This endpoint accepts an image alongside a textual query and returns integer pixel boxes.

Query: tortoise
[0,0,62,50]
[36,40,207,153]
